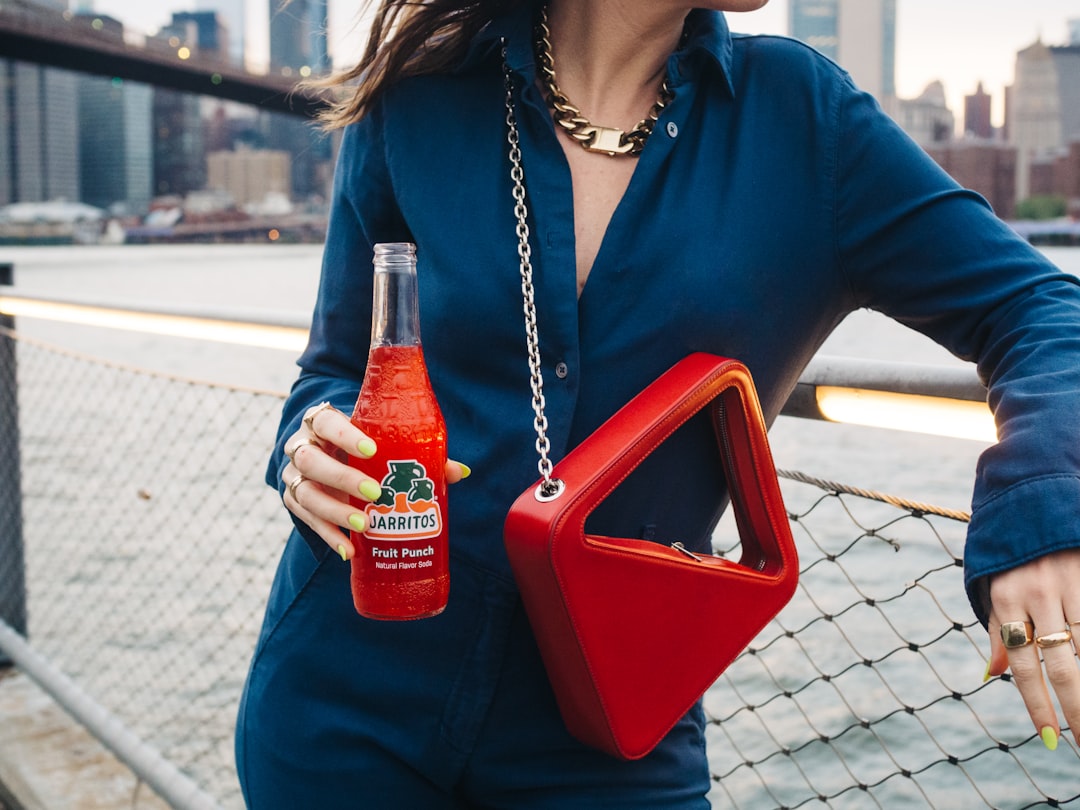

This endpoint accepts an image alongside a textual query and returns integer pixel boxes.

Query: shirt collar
[462,3,736,98]
[677,10,735,97]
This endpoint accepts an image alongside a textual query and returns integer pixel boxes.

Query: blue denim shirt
[270,6,1080,626]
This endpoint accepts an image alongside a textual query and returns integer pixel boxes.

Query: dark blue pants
[236,533,710,808]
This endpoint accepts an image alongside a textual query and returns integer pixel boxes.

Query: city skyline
[58,0,1080,127]
[742,0,1076,127]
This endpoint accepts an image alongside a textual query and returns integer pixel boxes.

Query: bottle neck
[370,243,421,347]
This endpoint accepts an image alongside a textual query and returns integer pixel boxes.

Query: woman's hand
[985,547,1080,750]
[281,401,469,560]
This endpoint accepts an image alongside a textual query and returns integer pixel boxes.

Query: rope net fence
[0,329,1076,809]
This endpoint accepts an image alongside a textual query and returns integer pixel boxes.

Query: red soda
[348,244,449,620]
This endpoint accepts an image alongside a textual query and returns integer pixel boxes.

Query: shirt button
[666,121,679,139]
[555,362,569,379]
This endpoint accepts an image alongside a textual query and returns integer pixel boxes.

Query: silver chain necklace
[502,44,565,502]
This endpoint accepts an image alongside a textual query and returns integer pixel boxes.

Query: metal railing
[1,287,1076,809]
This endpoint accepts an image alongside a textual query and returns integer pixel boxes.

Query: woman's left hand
[985,547,1080,750]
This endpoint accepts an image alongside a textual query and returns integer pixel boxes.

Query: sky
[86,0,1079,127]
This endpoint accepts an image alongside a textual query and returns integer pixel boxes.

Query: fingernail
[336,544,349,562]
[359,480,383,501]
[1041,726,1058,751]
[348,513,367,533]
[459,463,472,480]
[982,660,992,683]
[357,438,377,458]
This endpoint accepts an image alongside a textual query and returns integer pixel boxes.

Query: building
[268,0,330,77]
[207,148,292,207]
[1008,38,1080,202]
[789,0,839,59]
[1052,45,1080,153]
[1027,141,1080,212]
[964,82,994,140]
[153,89,206,198]
[150,12,232,199]
[197,0,247,65]
[885,81,955,149]
[1062,142,1080,217]
[0,0,80,206]
[0,62,80,206]
[161,11,230,61]
[265,0,332,200]
[925,140,1018,219]
[70,12,152,214]
[789,0,896,103]
[79,75,153,214]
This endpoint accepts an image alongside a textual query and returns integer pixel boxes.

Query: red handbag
[497,59,798,760]
[503,353,799,760]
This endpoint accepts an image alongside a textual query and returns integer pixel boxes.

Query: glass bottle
[349,242,449,619]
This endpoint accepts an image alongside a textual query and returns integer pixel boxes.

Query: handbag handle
[519,353,795,578]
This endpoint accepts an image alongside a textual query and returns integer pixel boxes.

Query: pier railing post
[0,261,28,664]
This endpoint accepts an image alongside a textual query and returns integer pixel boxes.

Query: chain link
[503,45,562,498]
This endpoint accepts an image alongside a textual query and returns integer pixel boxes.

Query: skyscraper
[164,11,229,61]
[1009,37,1080,202]
[0,0,80,205]
[197,0,246,65]
[268,0,330,77]
[266,0,332,200]
[789,0,897,103]
[789,0,839,60]
[0,63,80,206]
[79,75,153,214]
[964,82,994,140]
[151,12,230,199]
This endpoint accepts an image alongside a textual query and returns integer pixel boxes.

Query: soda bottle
[349,242,449,620]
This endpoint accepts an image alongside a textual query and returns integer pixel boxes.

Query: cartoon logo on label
[364,460,443,541]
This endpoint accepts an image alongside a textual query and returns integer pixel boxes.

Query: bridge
[0,0,331,118]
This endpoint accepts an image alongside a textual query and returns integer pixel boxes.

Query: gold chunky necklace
[535,5,674,157]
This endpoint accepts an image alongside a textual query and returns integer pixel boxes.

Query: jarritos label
[364,459,443,541]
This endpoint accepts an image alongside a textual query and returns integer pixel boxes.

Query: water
[5,242,1078,557]
[6,243,1076,511]
[3,243,1079,806]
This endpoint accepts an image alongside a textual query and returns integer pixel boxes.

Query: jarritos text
[364,460,443,541]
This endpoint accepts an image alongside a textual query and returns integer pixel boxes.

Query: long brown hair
[308,0,530,129]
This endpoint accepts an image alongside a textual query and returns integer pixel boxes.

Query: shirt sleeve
[831,73,1080,626]
[265,101,412,557]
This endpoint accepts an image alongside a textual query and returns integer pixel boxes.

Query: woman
[237,1,1080,806]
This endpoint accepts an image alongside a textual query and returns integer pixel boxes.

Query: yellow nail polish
[357,438,377,458]
[359,480,383,501]
[336,544,349,562]
[982,660,992,683]
[459,463,472,480]
[348,513,367,533]
[1041,726,1058,751]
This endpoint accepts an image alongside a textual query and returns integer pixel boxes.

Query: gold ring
[287,474,308,500]
[1001,620,1035,649]
[1035,630,1073,649]
[286,436,320,462]
[302,401,335,435]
